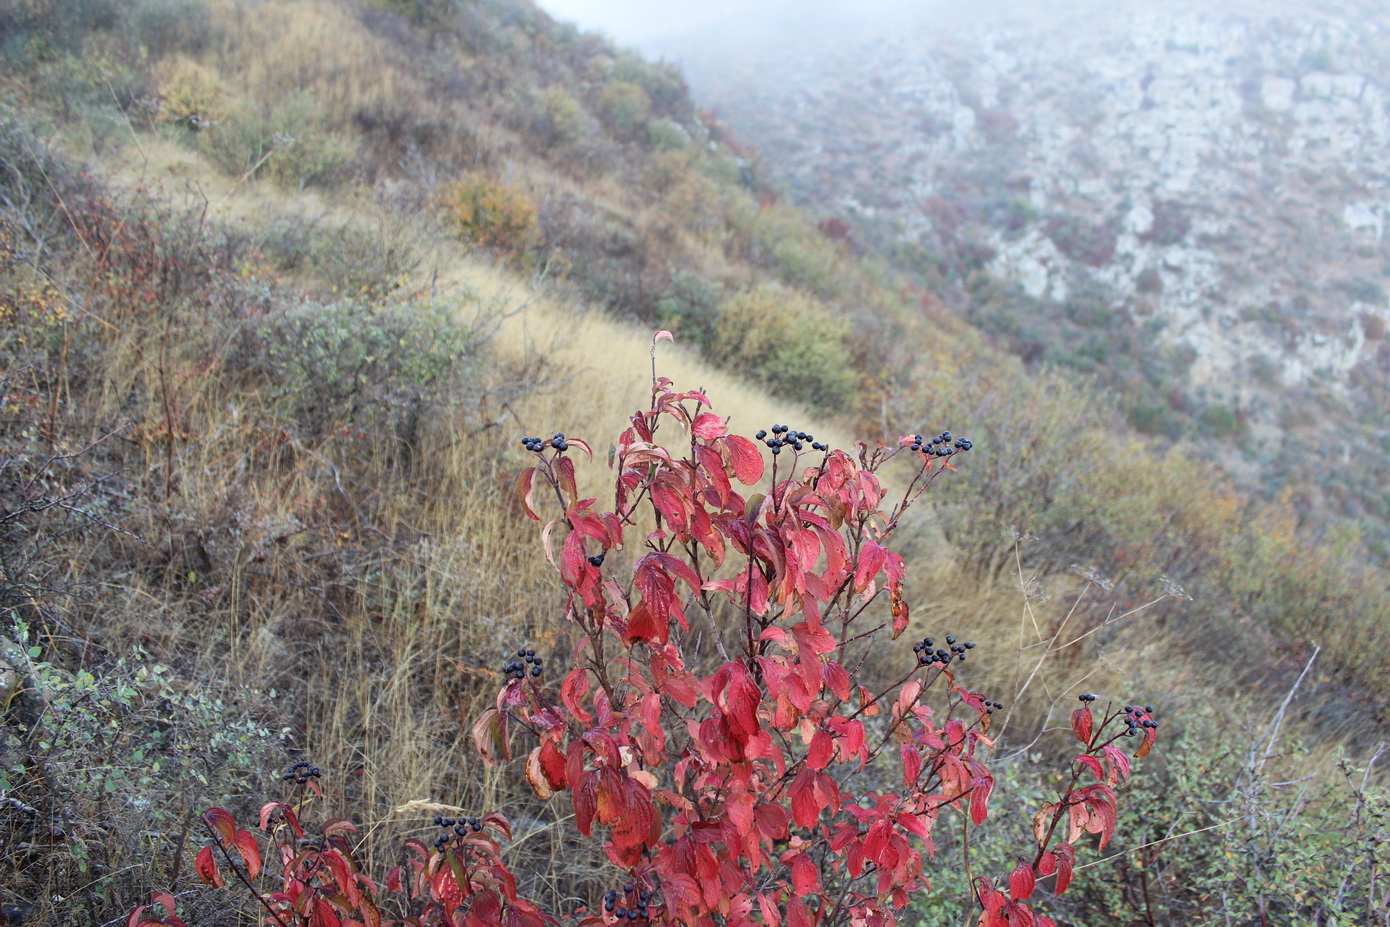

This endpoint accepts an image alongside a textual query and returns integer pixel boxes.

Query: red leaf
[202,808,236,846]
[194,846,223,888]
[231,829,261,880]
[789,768,819,828]
[526,747,556,800]
[1103,744,1132,784]
[1137,722,1156,758]
[791,852,820,895]
[555,457,578,509]
[890,588,909,639]
[1005,899,1036,927]
[560,668,594,724]
[654,330,674,344]
[900,744,922,785]
[691,412,727,440]
[970,775,994,825]
[471,707,509,765]
[854,540,887,592]
[1054,842,1076,894]
[822,661,851,701]
[807,729,834,770]
[573,771,598,837]
[1009,862,1036,900]
[517,467,541,520]
[1071,706,1093,746]
[635,560,675,621]
[1076,754,1104,781]
[723,435,765,485]
[152,894,177,919]
[1036,851,1056,878]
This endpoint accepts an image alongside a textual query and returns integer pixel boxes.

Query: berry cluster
[912,634,975,666]
[504,648,543,680]
[603,884,654,922]
[1077,693,1100,703]
[907,431,973,456]
[520,432,569,453]
[431,815,483,850]
[754,424,826,455]
[282,762,322,785]
[980,697,1005,715]
[1123,705,1158,738]
[587,552,606,567]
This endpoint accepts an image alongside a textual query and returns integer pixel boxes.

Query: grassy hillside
[0,0,1386,924]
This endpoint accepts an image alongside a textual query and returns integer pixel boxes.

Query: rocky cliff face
[663,0,1390,540]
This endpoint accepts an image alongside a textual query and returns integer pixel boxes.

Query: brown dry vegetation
[0,0,1387,925]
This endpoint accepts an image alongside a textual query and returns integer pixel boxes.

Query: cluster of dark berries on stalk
[979,697,1005,715]
[504,648,543,680]
[912,634,975,666]
[431,815,483,850]
[604,884,654,921]
[1123,704,1158,737]
[282,762,321,784]
[754,424,826,455]
[1078,693,1100,703]
[520,432,568,452]
[587,552,606,567]
[908,431,972,456]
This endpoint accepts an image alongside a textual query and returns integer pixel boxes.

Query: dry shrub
[154,57,227,125]
[436,172,538,253]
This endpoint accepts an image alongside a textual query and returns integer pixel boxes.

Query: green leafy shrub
[608,52,687,116]
[747,203,845,298]
[255,214,423,299]
[539,85,586,146]
[435,172,538,253]
[646,117,687,152]
[709,284,858,406]
[598,81,651,136]
[200,92,353,190]
[0,623,277,925]
[243,298,479,435]
[1200,401,1243,438]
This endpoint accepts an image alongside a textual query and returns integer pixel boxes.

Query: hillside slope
[661,0,1390,554]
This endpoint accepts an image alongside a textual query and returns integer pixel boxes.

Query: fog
[534,0,979,52]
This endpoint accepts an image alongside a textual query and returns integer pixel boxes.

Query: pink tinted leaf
[1076,754,1104,781]
[1103,744,1132,784]
[691,412,727,440]
[723,435,765,485]
[517,468,541,521]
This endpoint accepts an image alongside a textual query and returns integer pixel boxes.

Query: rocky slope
[657,0,1390,549]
